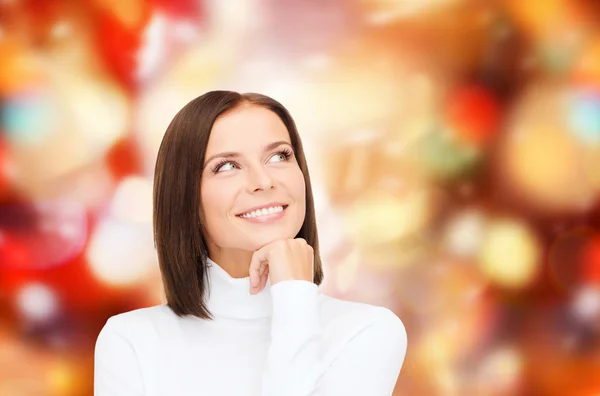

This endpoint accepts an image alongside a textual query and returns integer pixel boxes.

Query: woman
[94,91,407,395]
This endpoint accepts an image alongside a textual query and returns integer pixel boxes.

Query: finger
[253,262,268,295]
[249,248,267,288]
[259,261,267,276]
[257,266,269,293]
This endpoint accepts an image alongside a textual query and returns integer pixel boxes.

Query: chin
[252,235,289,250]
[248,228,299,250]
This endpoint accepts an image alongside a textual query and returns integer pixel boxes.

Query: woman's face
[200,105,306,253]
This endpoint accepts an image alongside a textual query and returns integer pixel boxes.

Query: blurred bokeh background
[1,0,600,394]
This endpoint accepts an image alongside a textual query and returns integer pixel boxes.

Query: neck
[207,246,254,279]
[205,256,273,319]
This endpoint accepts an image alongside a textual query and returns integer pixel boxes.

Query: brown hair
[153,91,324,319]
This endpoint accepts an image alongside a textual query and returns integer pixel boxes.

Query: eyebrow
[203,140,293,168]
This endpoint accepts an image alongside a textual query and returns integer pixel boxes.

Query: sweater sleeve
[261,280,407,396]
[94,317,145,396]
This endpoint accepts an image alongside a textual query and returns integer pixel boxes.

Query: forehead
[206,106,291,154]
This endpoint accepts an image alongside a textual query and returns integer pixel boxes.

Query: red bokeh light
[95,9,151,91]
[106,135,144,180]
[446,85,502,147]
[581,235,600,284]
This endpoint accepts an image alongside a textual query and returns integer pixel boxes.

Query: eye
[212,160,239,173]
[219,162,236,171]
[268,149,293,163]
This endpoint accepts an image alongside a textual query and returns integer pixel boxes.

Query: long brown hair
[153,91,324,319]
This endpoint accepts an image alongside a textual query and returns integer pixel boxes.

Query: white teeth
[239,205,284,218]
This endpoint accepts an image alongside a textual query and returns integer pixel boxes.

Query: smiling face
[200,105,307,255]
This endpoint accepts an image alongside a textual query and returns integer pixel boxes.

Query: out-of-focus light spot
[106,135,144,179]
[110,176,153,223]
[87,219,156,286]
[171,21,200,42]
[32,199,88,268]
[501,84,596,212]
[56,162,116,211]
[365,0,462,23]
[417,129,482,180]
[137,12,168,82]
[582,235,600,284]
[47,360,79,393]
[417,328,457,372]
[344,187,433,248]
[93,0,148,28]
[479,218,540,288]
[50,21,73,40]
[537,27,587,75]
[478,346,523,390]
[2,88,59,144]
[8,70,129,200]
[572,39,600,87]
[0,233,31,268]
[63,76,129,154]
[506,0,574,37]
[446,85,501,147]
[210,0,258,41]
[16,283,59,323]
[567,88,600,144]
[301,54,401,140]
[572,286,600,323]
[442,208,487,258]
[0,41,45,95]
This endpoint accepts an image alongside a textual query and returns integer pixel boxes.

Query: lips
[235,203,288,217]
[236,204,289,223]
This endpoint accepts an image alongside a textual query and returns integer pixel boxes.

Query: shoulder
[97,304,175,342]
[94,306,177,392]
[318,292,407,347]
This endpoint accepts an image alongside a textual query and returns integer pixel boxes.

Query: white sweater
[94,257,407,395]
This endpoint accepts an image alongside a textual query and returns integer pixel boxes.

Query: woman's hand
[248,238,314,295]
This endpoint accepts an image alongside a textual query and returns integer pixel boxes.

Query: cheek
[291,169,306,202]
[282,168,307,220]
[200,182,237,246]
[201,178,237,209]
[200,182,233,226]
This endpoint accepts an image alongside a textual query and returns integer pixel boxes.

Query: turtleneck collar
[205,256,273,319]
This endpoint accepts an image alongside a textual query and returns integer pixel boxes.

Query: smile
[235,205,289,224]
[237,205,286,218]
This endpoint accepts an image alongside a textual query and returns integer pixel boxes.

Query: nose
[245,163,275,193]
